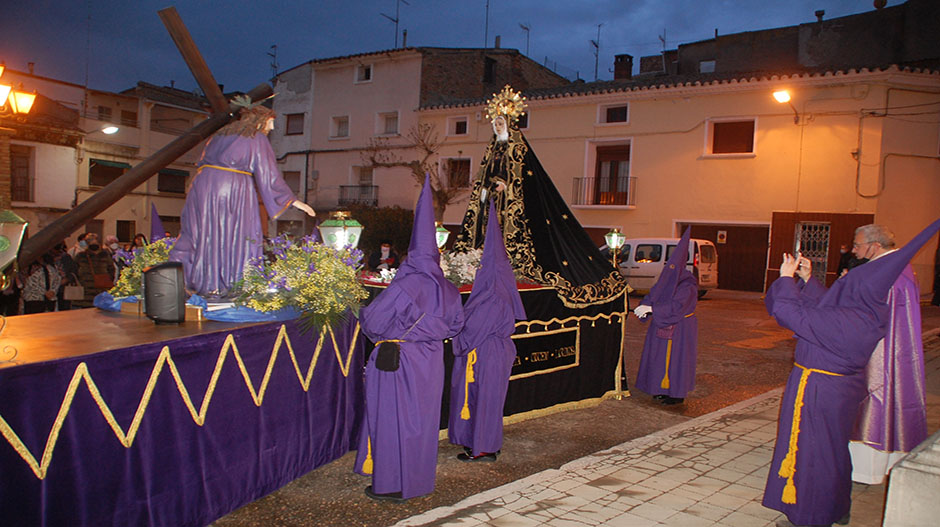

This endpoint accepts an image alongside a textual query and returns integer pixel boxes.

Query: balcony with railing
[571,176,636,207]
[338,185,379,207]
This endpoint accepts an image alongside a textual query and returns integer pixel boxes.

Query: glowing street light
[0,65,36,115]
[604,227,626,268]
[773,89,799,124]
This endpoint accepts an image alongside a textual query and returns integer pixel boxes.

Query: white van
[605,238,718,297]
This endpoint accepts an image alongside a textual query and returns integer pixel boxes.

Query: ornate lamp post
[318,210,364,250]
[604,227,626,269]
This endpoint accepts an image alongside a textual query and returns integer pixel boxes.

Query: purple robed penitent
[449,201,526,457]
[762,218,940,526]
[170,133,297,299]
[353,176,464,499]
[850,263,927,482]
[635,228,698,399]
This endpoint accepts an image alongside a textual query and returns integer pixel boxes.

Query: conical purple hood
[392,174,443,282]
[467,200,526,319]
[407,174,440,262]
[648,227,695,303]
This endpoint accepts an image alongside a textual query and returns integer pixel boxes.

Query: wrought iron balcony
[338,185,379,207]
[571,176,636,206]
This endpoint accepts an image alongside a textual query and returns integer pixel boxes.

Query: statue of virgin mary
[453,86,627,308]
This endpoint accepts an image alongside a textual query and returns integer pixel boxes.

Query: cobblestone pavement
[213,292,940,527]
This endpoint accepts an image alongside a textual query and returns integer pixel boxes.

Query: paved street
[214,290,940,527]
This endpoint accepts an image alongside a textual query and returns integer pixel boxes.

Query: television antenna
[591,23,603,81]
[519,23,531,56]
[268,45,279,79]
[380,0,410,48]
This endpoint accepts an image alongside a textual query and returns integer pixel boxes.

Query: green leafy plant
[109,239,174,298]
[234,234,368,330]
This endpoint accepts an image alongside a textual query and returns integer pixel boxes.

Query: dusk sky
[3,1,898,94]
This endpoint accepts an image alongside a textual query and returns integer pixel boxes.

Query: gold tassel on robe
[777,363,843,504]
[460,350,478,420]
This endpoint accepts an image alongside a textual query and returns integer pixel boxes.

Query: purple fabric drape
[170,133,297,299]
[852,265,927,452]
[0,318,364,527]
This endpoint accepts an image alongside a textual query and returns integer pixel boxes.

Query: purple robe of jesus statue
[449,201,526,457]
[170,133,297,299]
[850,264,927,484]
[353,176,464,499]
[635,229,698,399]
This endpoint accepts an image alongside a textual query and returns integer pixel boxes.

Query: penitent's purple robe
[170,133,296,299]
[851,265,927,473]
[449,201,526,457]
[762,277,883,526]
[634,275,698,398]
[353,267,464,499]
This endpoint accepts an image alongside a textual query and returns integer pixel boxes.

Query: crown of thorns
[486,85,526,122]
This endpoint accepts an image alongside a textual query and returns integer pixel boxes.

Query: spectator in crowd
[75,238,115,308]
[68,232,89,258]
[20,252,61,314]
[54,242,79,311]
[132,233,149,251]
[368,241,400,272]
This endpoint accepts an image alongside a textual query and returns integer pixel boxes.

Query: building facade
[1,67,208,248]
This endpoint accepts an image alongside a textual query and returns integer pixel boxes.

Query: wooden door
[680,224,770,292]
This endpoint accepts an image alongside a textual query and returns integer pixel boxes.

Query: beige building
[1,67,207,247]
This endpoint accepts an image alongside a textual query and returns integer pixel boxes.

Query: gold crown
[486,85,526,122]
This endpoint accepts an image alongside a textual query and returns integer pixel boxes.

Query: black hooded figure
[453,85,627,308]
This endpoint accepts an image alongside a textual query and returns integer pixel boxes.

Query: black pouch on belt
[375,341,401,372]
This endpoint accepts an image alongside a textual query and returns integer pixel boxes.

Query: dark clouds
[2,0,893,93]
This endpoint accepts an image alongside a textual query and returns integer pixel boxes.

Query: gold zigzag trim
[0,322,361,480]
[514,311,627,333]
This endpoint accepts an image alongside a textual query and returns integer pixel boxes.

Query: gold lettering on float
[530,351,550,362]
[556,345,576,358]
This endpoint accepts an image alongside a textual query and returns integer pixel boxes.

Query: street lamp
[0,64,37,116]
[435,222,450,252]
[604,227,626,268]
[318,210,364,250]
[773,89,799,124]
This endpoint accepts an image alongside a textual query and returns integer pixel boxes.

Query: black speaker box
[143,262,186,324]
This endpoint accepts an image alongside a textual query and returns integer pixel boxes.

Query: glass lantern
[318,211,364,250]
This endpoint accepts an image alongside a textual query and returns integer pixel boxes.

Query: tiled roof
[421,64,940,111]
[278,46,523,75]
[120,82,211,112]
